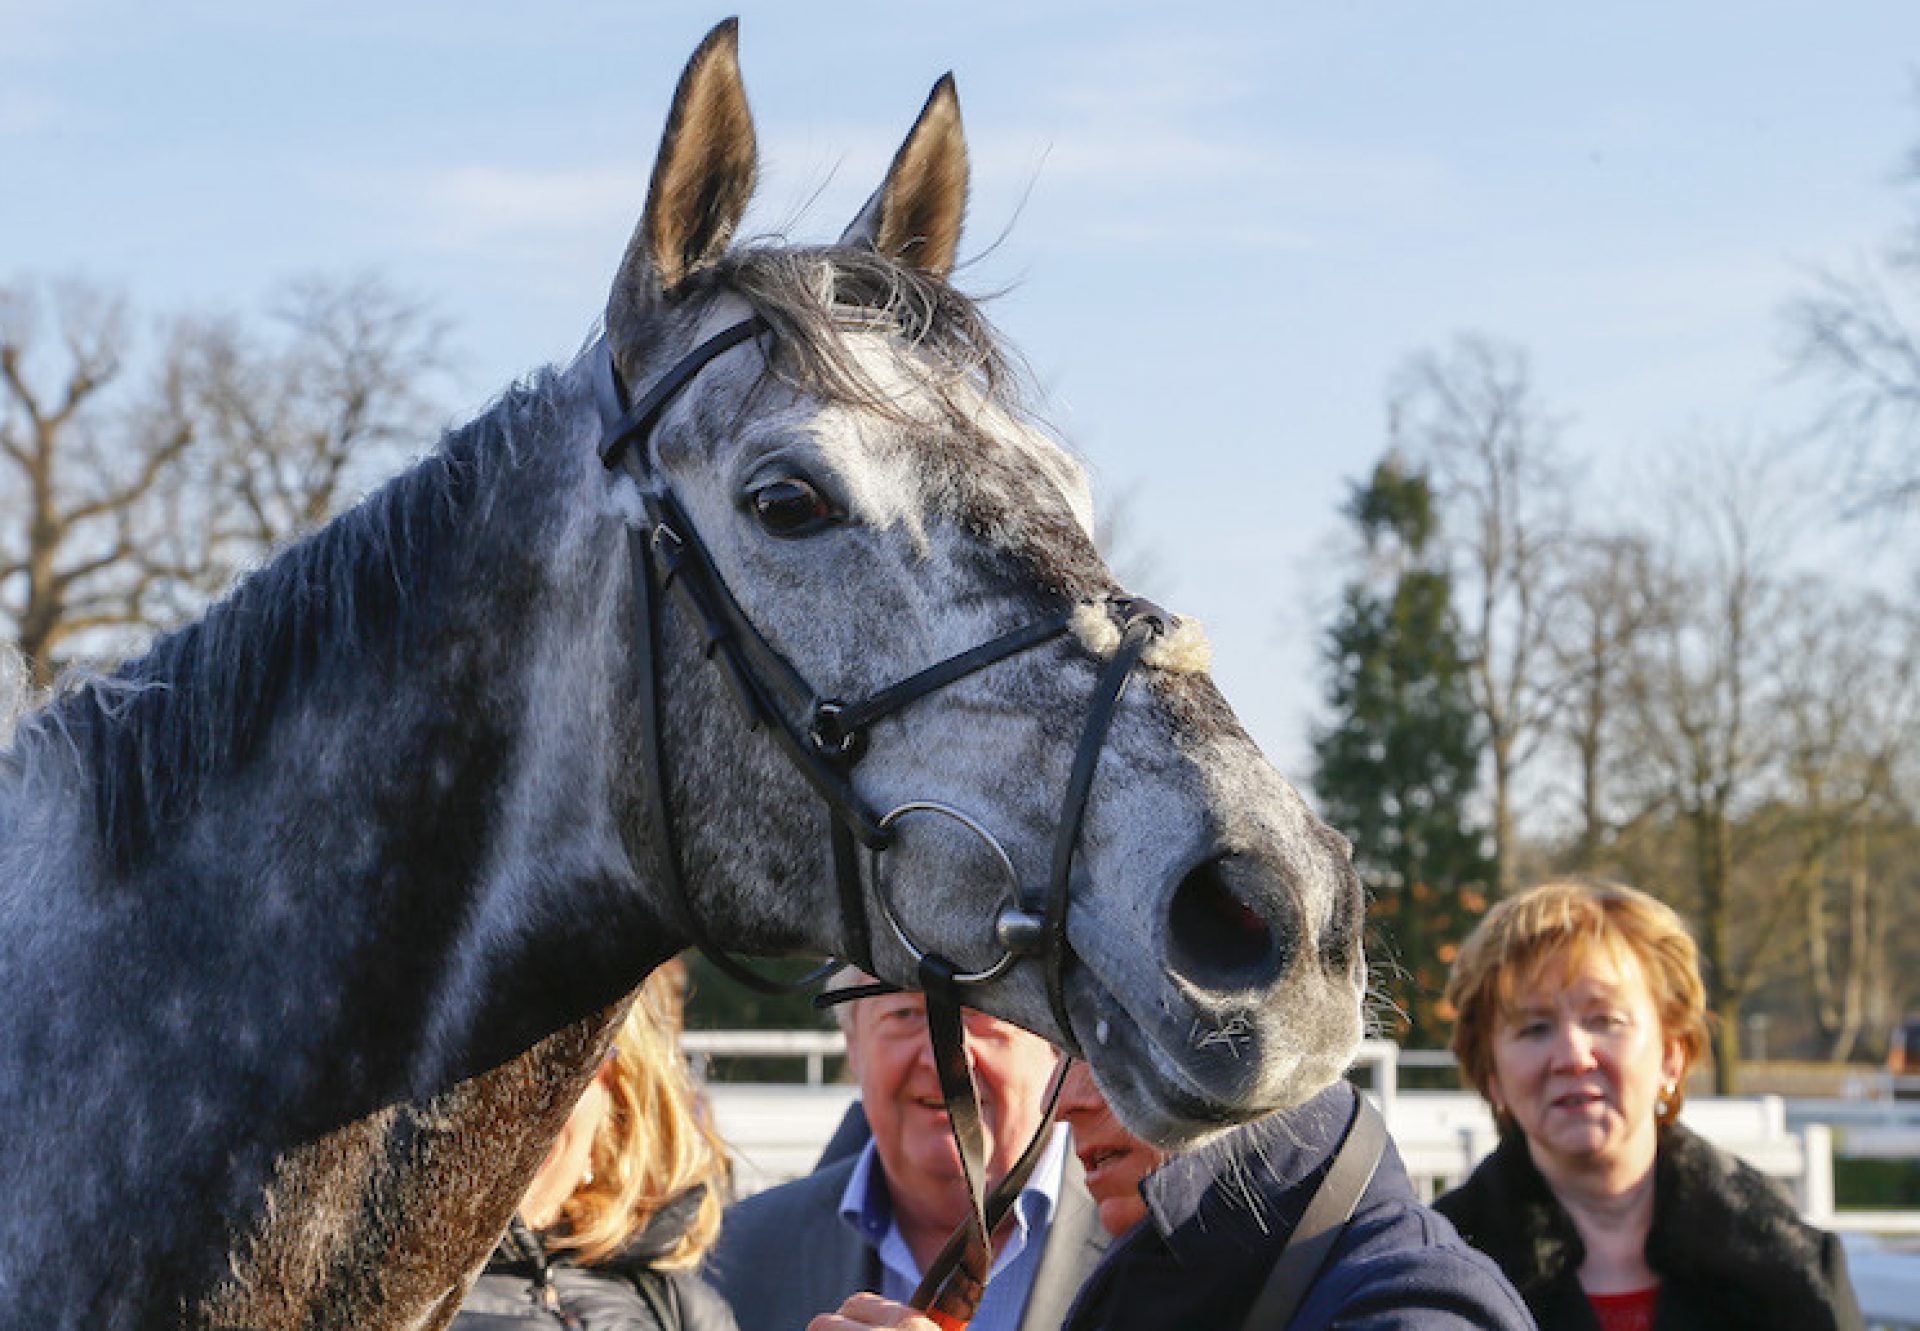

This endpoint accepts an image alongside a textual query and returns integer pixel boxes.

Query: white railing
[683,1028,845,1086]
[1843,1234,1920,1330]
[706,1082,859,1195]
[690,1033,1844,1218]
[1787,1096,1920,1141]
[686,1031,1427,1099]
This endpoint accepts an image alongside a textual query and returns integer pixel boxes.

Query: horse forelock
[693,246,1112,604]
[716,243,1013,416]
[7,367,589,879]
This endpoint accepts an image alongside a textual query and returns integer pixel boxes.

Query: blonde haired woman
[456,963,738,1331]
[1436,879,1861,1331]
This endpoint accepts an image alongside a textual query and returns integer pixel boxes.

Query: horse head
[0,20,1369,1328]
[601,21,1366,1146]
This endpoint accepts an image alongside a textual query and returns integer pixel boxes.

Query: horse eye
[749,476,838,538]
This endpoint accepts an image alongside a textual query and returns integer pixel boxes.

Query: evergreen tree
[680,955,844,1083]
[683,955,835,1032]
[1312,456,1496,1048]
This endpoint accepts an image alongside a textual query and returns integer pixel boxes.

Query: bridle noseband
[593,313,1172,1327]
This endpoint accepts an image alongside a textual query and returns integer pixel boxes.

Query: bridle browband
[593,312,1172,1327]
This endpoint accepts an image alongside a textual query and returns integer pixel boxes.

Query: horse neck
[107,362,671,1107]
[0,360,698,1320]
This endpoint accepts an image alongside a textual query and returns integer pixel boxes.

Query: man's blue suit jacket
[708,1138,1109,1331]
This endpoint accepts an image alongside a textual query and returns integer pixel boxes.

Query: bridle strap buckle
[807,700,865,761]
[1112,594,1175,636]
[649,521,686,573]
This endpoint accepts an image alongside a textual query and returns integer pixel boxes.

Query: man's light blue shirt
[836,1124,1069,1331]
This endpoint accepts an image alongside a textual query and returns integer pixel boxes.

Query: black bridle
[593,313,1171,1326]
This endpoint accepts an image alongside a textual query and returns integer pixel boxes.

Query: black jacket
[1063,1082,1534,1331]
[454,1190,738,1331]
[1434,1123,1863,1331]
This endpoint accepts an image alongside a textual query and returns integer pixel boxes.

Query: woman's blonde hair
[1444,878,1711,1127]
[547,961,730,1268]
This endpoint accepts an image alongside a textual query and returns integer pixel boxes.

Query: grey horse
[0,21,1365,1329]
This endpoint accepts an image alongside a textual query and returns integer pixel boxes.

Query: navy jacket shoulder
[1064,1082,1534,1331]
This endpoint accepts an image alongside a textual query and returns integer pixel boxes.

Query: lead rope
[904,604,1170,1328]
[911,958,997,1331]
[909,1037,1074,1327]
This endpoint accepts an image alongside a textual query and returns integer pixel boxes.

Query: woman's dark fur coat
[1434,1123,1862,1331]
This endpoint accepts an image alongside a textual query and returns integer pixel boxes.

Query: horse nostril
[1166,854,1288,989]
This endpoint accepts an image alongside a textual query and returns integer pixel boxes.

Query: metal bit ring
[870,800,1032,986]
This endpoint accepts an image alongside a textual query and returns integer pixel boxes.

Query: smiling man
[709,972,1107,1331]
[807,1041,1536,1331]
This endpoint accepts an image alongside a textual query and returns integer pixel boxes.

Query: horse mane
[12,245,1069,879]
[10,370,574,876]
[714,244,1022,431]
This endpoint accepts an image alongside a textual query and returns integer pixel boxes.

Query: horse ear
[840,74,968,277]
[612,19,757,314]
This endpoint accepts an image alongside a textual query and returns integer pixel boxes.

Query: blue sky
[6,1,1917,773]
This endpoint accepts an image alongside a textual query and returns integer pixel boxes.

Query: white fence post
[1801,1122,1835,1226]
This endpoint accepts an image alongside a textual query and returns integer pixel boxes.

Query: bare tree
[1862,808,1920,1057]
[1770,589,1920,1060]
[1782,117,1920,522]
[0,273,449,687]
[1557,445,1920,1077]
[1610,443,1812,1091]
[1550,531,1660,864]
[0,280,198,687]
[1390,334,1574,892]
[1786,257,1920,517]
[186,273,449,571]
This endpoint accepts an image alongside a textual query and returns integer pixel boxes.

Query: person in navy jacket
[810,1067,1533,1331]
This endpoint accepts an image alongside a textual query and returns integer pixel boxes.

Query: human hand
[806,1291,944,1330]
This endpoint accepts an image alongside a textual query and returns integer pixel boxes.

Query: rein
[593,313,1172,1325]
